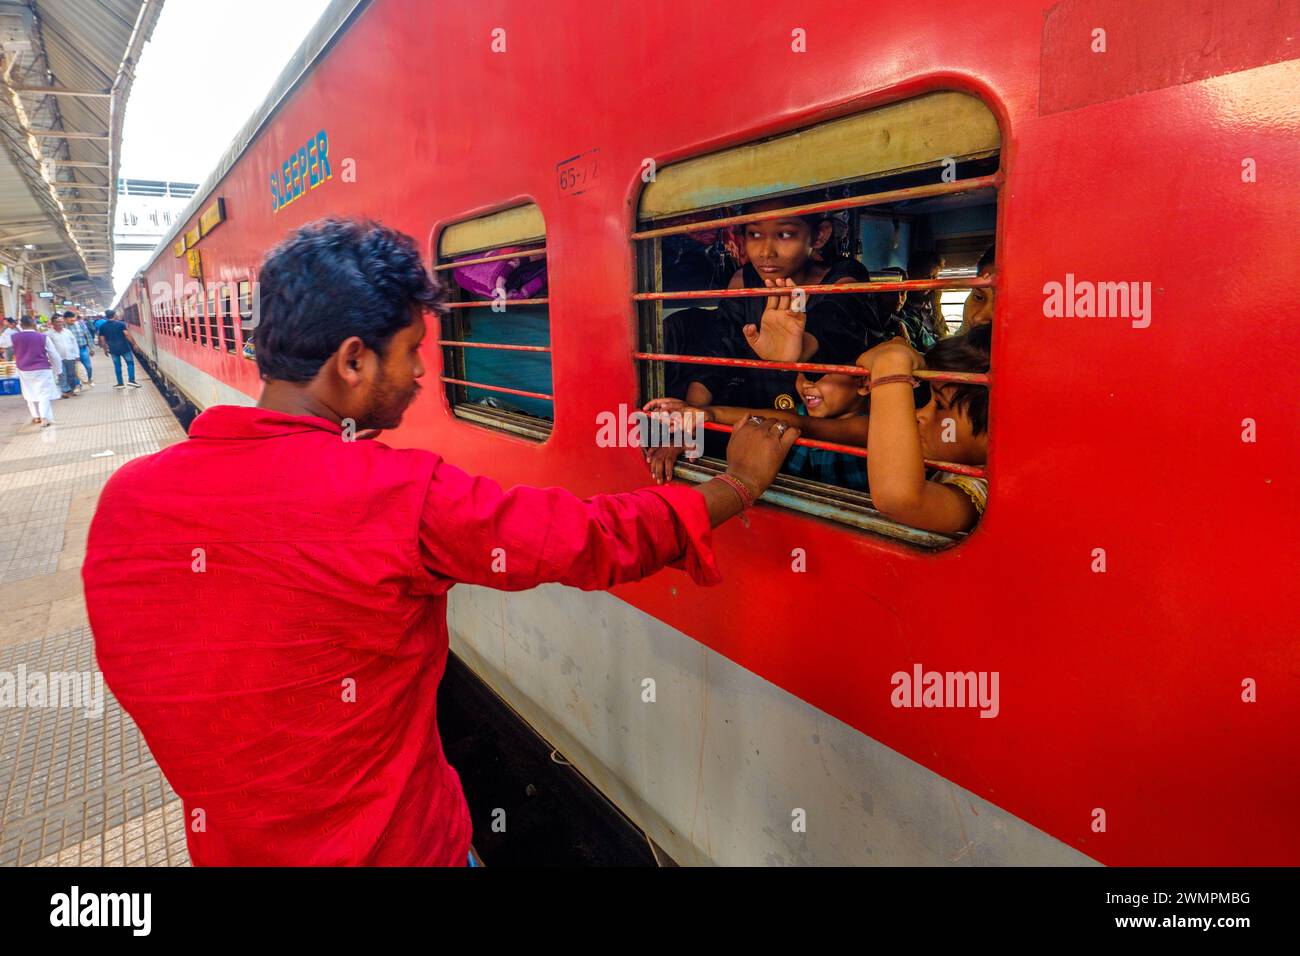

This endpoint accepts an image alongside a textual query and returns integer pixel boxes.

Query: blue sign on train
[270,130,333,212]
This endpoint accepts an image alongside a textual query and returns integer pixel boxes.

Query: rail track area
[439,653,666,866]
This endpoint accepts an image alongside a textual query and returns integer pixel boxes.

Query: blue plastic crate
[0,377,20,396]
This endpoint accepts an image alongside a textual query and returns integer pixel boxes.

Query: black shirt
[694,258,891,409]
[99,320,130,355]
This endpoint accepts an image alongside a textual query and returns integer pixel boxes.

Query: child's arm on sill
[857,340,979,534]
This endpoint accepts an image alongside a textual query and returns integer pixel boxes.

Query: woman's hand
[743,277,806,363]
[642,398,710,482]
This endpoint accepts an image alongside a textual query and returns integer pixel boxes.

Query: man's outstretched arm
[417,415,798,592]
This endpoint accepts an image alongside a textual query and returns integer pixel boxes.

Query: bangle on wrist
[716,472,756,510]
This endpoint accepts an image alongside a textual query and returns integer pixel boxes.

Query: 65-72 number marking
[557,149,599,197]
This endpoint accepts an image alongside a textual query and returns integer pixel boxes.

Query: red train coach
[115,0,1299,865]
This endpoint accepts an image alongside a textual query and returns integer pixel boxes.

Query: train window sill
[453,403,553,443]
[673,456,963,551]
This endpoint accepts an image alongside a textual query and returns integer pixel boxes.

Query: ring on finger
[748,415,764,425]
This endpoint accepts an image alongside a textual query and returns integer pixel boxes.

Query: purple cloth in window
[451,247,548,300]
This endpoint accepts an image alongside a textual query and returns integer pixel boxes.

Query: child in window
[856,324,990,532]
[686,195,888,410]
[646,337,870,488]
[645,325,990,535]
[960,245,995,332]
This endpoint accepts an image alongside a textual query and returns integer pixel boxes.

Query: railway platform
[0,351,190,866]
[0,350,658,867]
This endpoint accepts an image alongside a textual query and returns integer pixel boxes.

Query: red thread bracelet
[868,373,919,391]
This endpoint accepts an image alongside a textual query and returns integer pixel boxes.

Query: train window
[207,288,219,349]
[633,90,998,549]
[220,287,236,353]
[185,296,196,342]
[238,280,255,361]
[435,202,552,441]
[238,280,253,326]
[194,295,207,346]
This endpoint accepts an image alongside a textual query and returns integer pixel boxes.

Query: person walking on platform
[0,316,17,361]
[97,309,139,389]
[50,315,81,396]
[12,316,62,425]
[83,218,798,867]
[70,312,94,387]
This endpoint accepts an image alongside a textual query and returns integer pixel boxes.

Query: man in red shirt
[82,218,798,866]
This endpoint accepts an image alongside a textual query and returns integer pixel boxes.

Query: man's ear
[335,336,368,383]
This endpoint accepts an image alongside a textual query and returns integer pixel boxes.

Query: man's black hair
[103,308,115,320]
[924,323,991,437]
[61,311,75,319]
[254,218,444,382]
[976,244,995,275]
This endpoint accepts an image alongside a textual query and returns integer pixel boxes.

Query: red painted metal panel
[1040,0,1300,114]
[120,0,1300,864]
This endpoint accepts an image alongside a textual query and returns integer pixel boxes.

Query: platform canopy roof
[0,0,163,307]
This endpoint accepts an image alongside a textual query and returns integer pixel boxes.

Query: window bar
[435,340,551,352]
[630,173,1000,241]
[634,351,989,386]
[634,275,991,303]
[432,246,547,271]
[444,297,549,310]
[695,422,984,479]
[439,376,553,402]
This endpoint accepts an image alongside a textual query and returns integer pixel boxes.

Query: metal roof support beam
[0,228,49,241]
[48,161,111,169]
[30,130,112,140]
[11,87,112,98]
